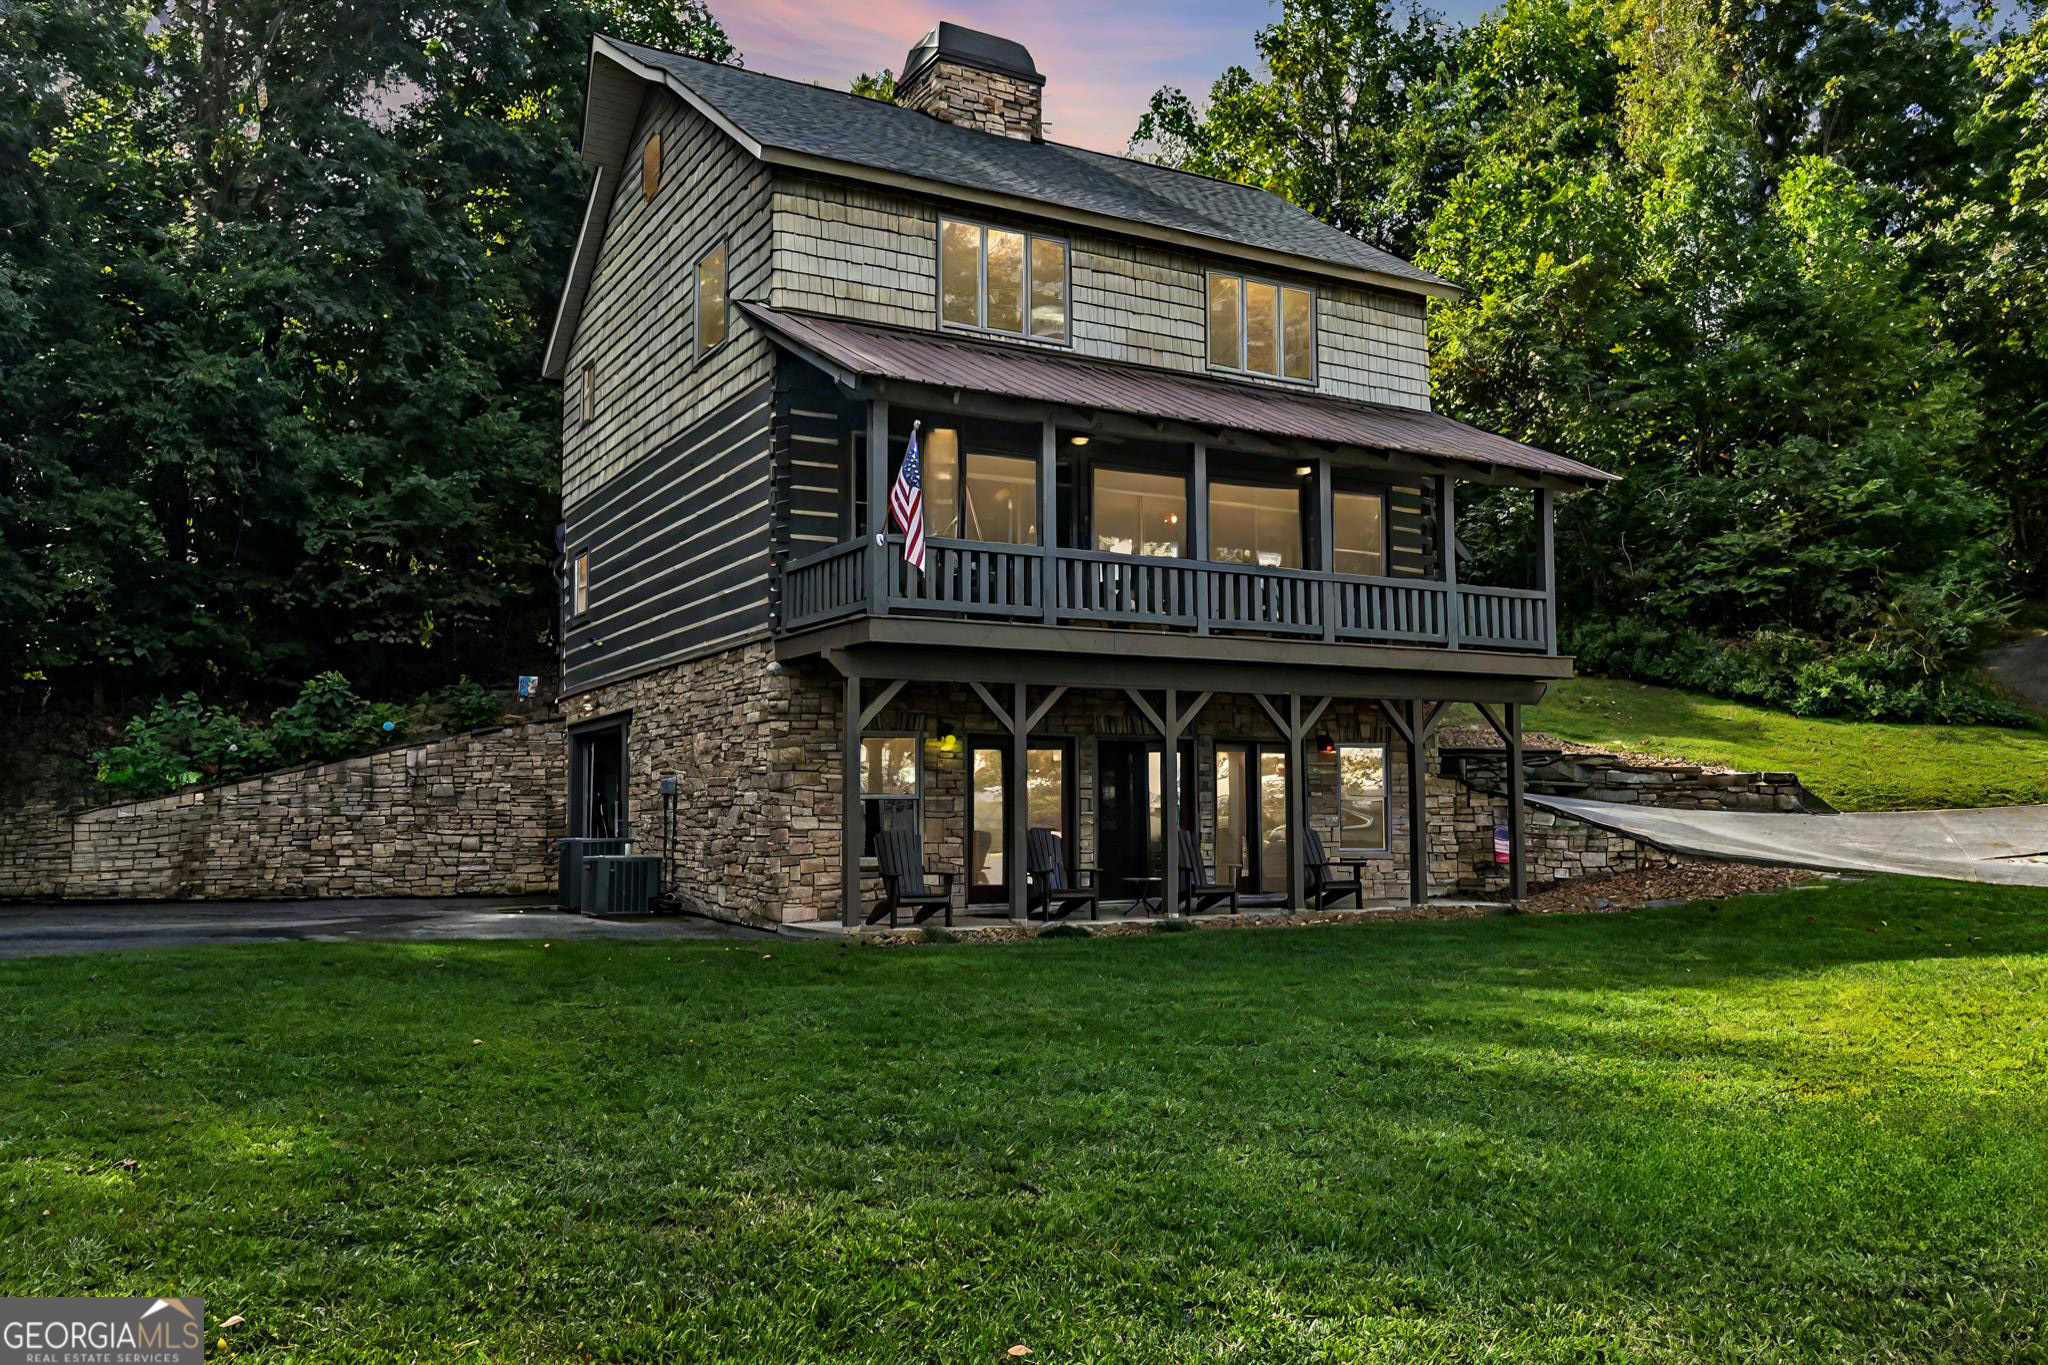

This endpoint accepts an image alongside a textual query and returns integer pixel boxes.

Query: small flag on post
[891,419,927,574]
[1494,824,1511,866]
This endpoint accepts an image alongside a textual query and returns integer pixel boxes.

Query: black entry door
[570,720,628,839]
[1096,739,1194,901]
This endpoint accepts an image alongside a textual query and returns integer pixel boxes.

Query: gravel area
[1522,863,1818,915]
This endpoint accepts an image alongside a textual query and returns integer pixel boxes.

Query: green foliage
[267,672,397,764]
[1035,922,1093,939]
[4,880,2045,1356]
[850,69,897,102]
[1140,0,2048,712]
[424,676,505,732]
[0,0,735,712]
[92,694,275,797]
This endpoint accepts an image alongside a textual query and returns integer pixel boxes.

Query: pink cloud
[716,0,1262,152]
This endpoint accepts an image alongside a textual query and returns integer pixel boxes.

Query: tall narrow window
[1207,271,1314,381]
[695,242,728,356]
[1336,744,1389,852]
[642,132,662,200]
[860,735,920,857]
[938,217,1067,341]
[1333,490,1387,577]
[572,552,590,616]
[580,364,597,423]
[1209,480,1303,569]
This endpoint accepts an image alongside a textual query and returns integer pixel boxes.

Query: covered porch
[811,643,1552,929]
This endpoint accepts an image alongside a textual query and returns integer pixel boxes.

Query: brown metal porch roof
[738,302,1616,486]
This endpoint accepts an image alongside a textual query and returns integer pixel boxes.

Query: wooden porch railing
[777,536,1556,652]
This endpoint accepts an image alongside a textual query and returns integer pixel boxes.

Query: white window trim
[1207,270,1317,385]
[1334,742,1391,854]
[938,216,1072,346]
[571,550,591,619]
[694,238,730,361]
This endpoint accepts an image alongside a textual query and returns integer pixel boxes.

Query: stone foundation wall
[2,721,565,901]
[567,652,1691,925]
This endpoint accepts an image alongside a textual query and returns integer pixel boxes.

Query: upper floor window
[940,218,1067,342]
[572,552,590,616]
[580,364,596,423]
[1208,272,1314,382]
[695,242,728,356]
[642,132,661,201]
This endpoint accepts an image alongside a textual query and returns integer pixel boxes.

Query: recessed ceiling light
[1069,435,1089,446]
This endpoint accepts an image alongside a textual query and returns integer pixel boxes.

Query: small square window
[695,242,728,357]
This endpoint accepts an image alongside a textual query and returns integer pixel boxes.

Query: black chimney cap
[902,22,1045,87]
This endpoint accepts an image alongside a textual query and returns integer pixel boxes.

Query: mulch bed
[1520,862,1817,915]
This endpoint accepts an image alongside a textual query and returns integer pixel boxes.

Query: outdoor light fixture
[1295,465,1313,477]
[1069,434,1089,445]
[933,722,963,754]
[1316,735,1337,755]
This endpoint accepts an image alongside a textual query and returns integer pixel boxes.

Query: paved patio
[1534,796,2048,886]
[0,897,763,959]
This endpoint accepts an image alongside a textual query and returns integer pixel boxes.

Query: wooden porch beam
[970,681,1015,733]
[858,678,907,732]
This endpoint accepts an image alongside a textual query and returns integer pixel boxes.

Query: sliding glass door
[1215,742,1290,896]
[967,739,1073,904]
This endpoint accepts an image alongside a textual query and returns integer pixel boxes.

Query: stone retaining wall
[1,721,566,902]
[1442,748,1824,813]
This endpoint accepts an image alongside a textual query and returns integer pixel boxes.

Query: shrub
[1036,922,1093,940]
[1566,618,2032,726]
[93,695,273,798]
[269,673,397,763]
[425,677,504,732]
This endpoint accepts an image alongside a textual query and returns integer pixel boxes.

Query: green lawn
[3,882,2045,1362]
[1484,676,2048,811]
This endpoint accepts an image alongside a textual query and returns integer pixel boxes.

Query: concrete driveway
[1536,796,2048,886]
[0,897,763,959]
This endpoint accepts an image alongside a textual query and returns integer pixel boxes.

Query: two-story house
[543,23,1616,927]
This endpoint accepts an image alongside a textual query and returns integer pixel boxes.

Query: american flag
[890,421,927,573]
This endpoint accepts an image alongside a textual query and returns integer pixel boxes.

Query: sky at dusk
[716,0,1497,154]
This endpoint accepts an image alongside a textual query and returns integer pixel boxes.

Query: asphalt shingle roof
[605,40,1453,292]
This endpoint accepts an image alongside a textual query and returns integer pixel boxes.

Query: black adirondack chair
[1302,827,1367,910]
[1176,829,1239,915]
[870,828,955,928]
[1026,828,1099,921]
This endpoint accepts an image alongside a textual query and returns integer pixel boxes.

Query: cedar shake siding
[561,92,773,506]
[766,171,1432,411]
[561,383,774,694]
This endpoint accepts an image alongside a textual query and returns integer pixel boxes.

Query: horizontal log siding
[766,171,1431,411]
[561,383,775,694]
[562,92,774,505]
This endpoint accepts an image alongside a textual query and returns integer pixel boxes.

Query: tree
[0,0,735,715]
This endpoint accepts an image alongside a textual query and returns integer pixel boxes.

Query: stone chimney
[896,22,1044,142]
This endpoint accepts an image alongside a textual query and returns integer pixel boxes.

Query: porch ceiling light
[1069,434,1089,445]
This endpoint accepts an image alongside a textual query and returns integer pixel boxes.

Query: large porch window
[1209,480,1303,569]
[1092,467,1188,558]
[896,414,1040,546]
[1333,490,1387,577]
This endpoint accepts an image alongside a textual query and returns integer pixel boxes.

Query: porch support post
[1039,421,1059,625]
[1535,487,1555,654]
[1288,692,1306,910]
[842,672,863,928]
[1191,443,1210,635]
[1317,456,1336,643]
[1441,474,1460,650]
[866,398,890,614]
[1010,681,1029,922]
[1166,690,1189,916]
[1507,701,1527,901]
[1406,698,1429,907]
